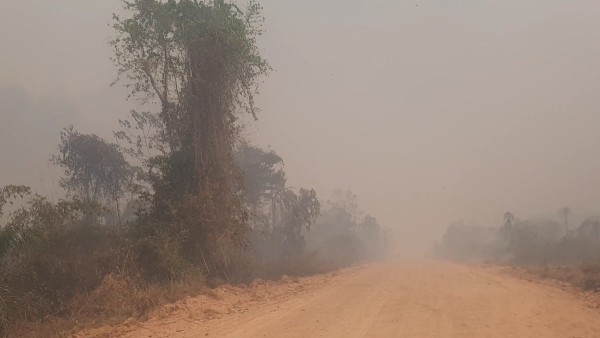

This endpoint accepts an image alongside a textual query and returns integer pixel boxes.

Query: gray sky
[2,0,600,253]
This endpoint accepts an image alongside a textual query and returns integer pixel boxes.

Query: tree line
[438,209,600,266]
[0,1,388,335]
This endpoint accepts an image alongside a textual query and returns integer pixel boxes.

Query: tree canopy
[54,126,132,207]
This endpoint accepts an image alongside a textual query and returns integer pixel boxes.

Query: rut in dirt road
[98,261,600,338]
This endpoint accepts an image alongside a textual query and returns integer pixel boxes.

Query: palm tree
[504,212,515,245]
[559,207,572,236]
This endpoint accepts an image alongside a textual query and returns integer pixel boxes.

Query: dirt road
[90,261,600,337]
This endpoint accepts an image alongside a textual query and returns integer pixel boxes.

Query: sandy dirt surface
[78,261,600,337]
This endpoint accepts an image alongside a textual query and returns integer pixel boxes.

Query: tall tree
[559,207,572,236]
[502,211,515,246]
[111,0,269,265]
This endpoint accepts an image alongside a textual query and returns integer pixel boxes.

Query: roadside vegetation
[437,210,600,293]
[0,1,389,336]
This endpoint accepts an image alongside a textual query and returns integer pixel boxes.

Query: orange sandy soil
[75,261,600,338]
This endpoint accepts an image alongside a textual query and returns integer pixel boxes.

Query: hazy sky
[2,0,600,253]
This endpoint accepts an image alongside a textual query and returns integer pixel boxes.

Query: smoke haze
[2,0,600,254]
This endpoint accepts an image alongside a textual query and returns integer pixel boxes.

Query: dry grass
[72,274,164,321]
[6,271,206,338]
[527,265,600,292]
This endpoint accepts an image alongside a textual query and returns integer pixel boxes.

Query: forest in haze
[6,0,600,336]
[0,1,389,335]
[438,209,600,291]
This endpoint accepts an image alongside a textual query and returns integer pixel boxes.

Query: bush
[0,192,209,336]
[1,219,126,323]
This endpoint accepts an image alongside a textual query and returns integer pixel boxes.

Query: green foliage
[53,126,133,213]
[235,142,286,207]
[277,188,321,254]
[0,185,31,336]
[0,190,199,334]
[0,185,31,219]
[111,0,268,111]
[0,192,119,331]
[111,0,270,266]
[132,232,197,282]
[0,2,392,334]
[0,185,31,259]
[114,110,164,160]
[110,0,268,171]
[0,283,7,336]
